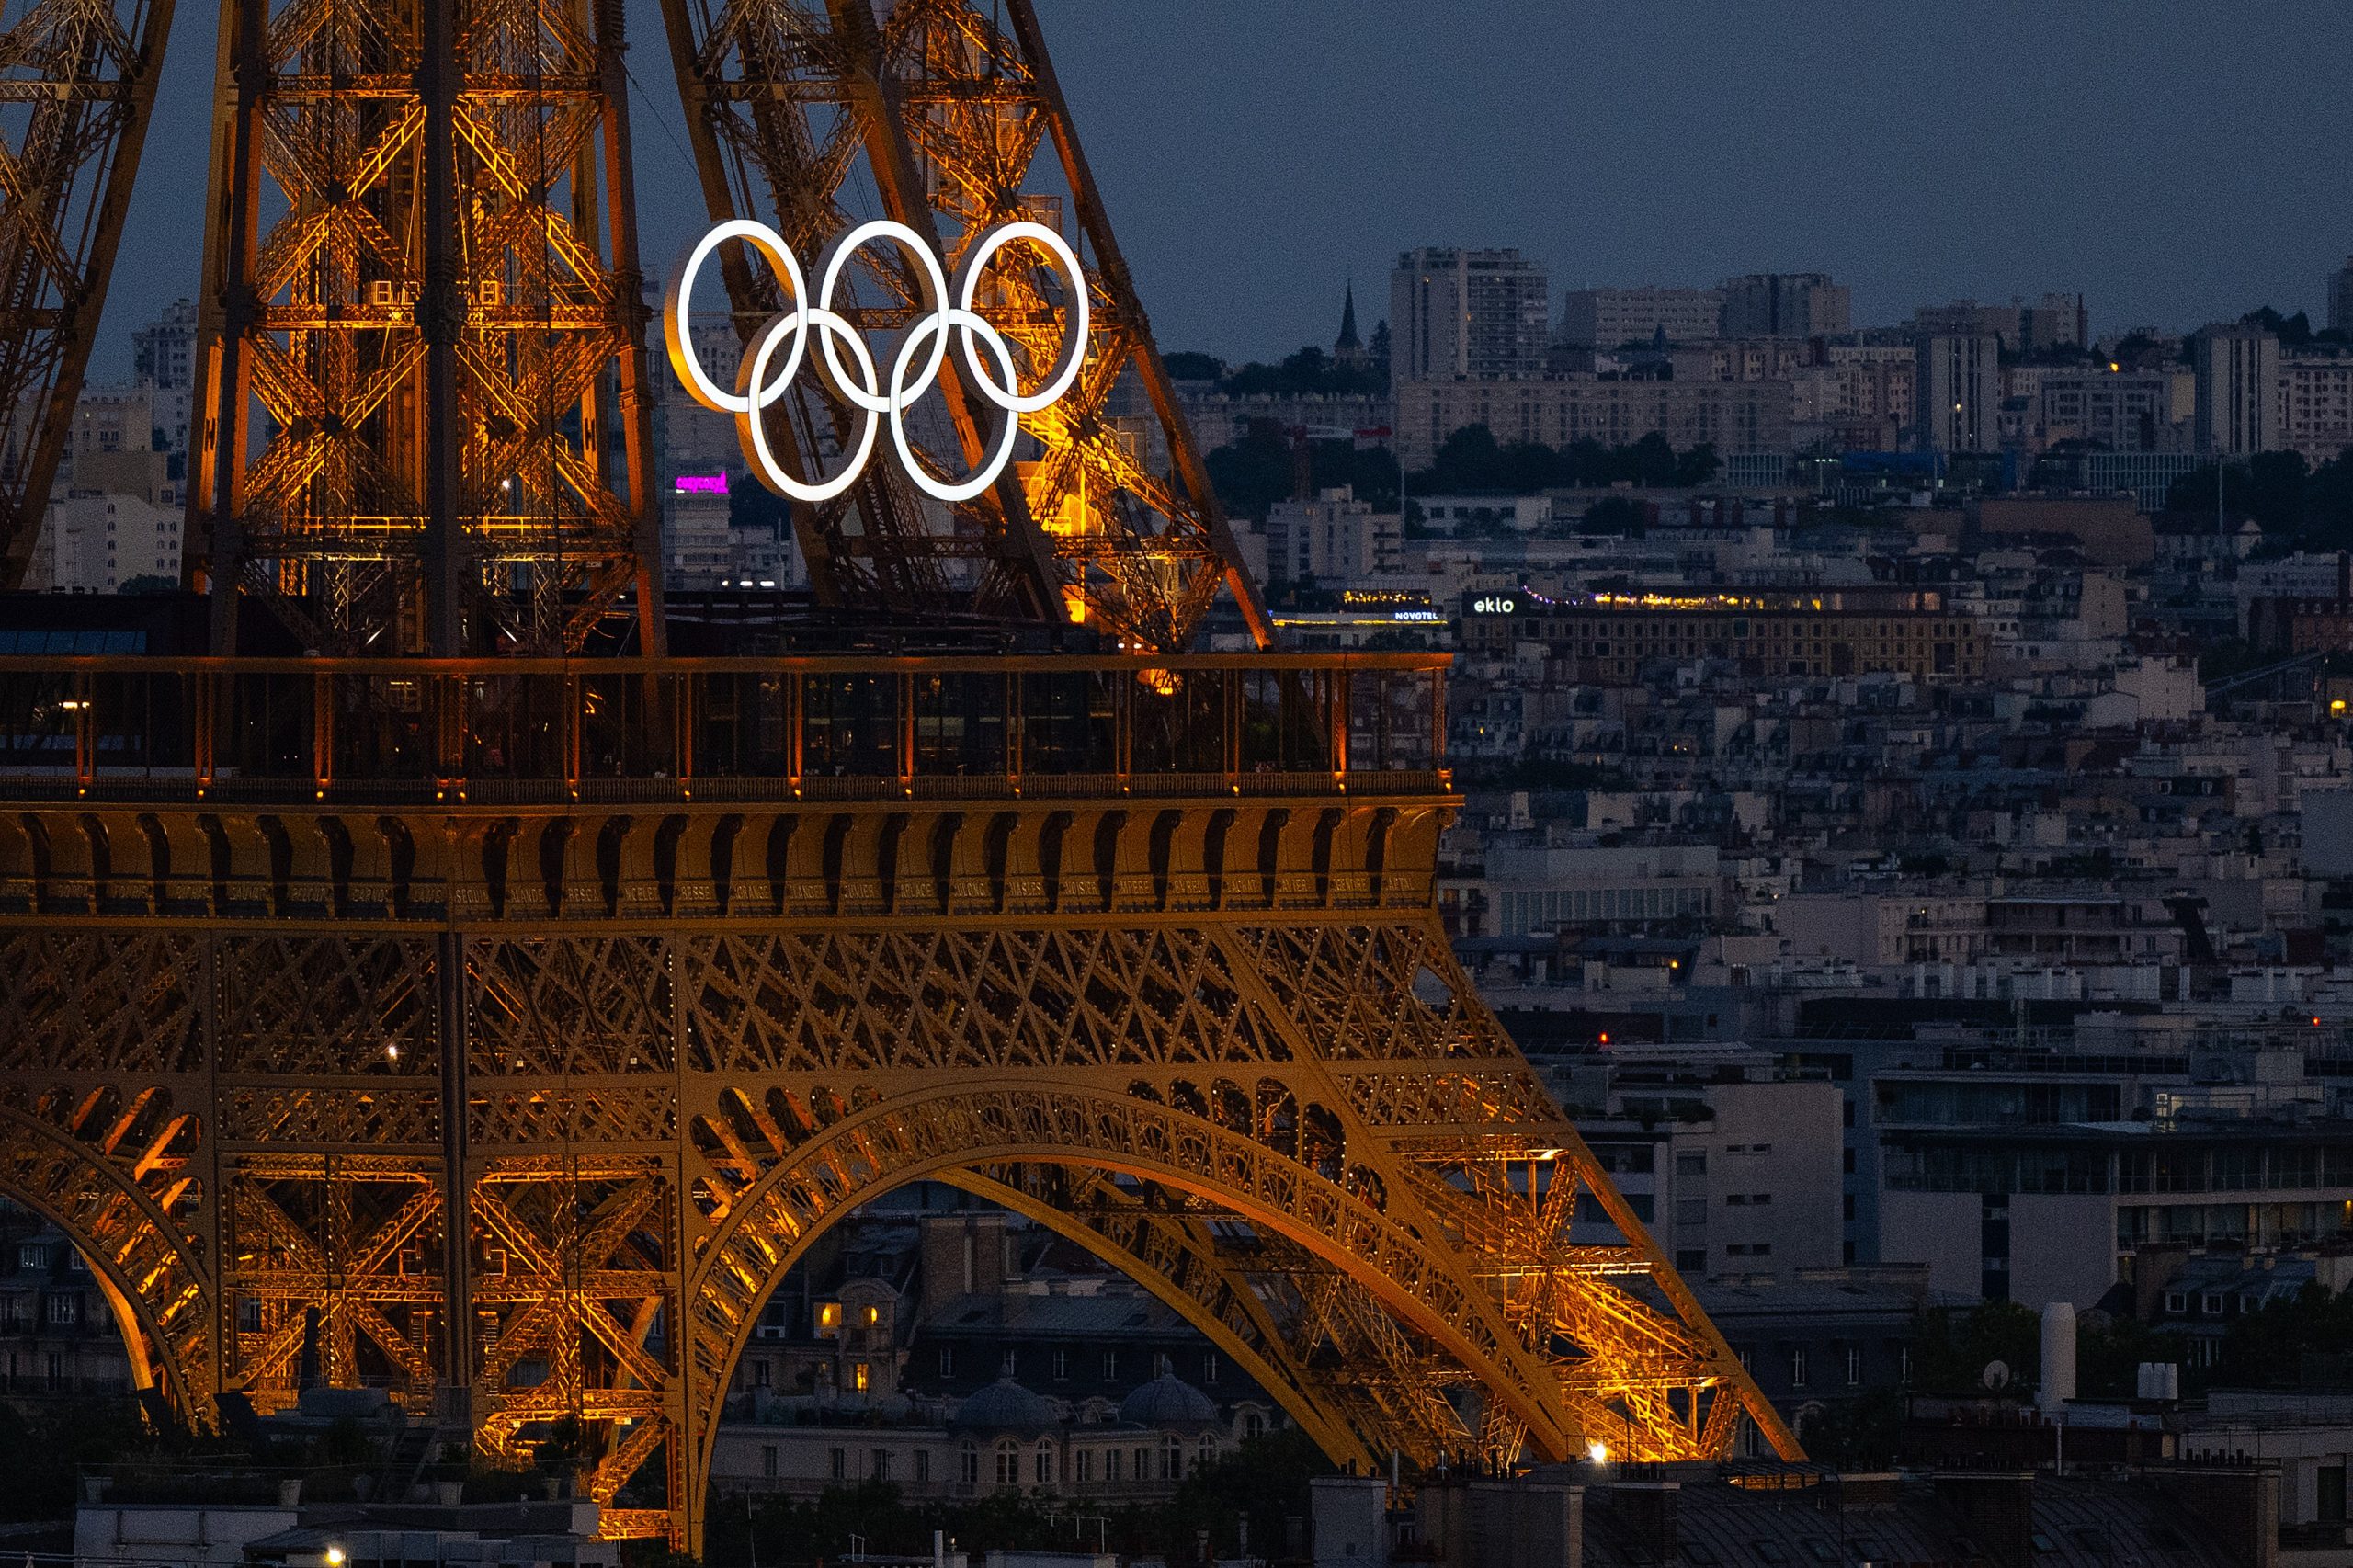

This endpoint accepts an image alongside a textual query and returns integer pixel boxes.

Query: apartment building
[1559,286,1725,349]
[1394,377,1790,468]
[1459,591,1988,684]
[1391,246,1551,382]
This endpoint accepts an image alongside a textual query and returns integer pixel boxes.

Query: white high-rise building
[131,299,198,392]
[1915,334,2002,453]
[1390,247,1549,383]
[2192,324,2279,456]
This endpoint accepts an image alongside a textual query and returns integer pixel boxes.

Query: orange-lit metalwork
[659,0,1271,651]
[0,652,1795,1545]
[0,0,1794,1548]
[184,0,661,653]
[0,0,176,585]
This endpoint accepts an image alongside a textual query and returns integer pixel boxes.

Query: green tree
[1625,431,1678,486]
[2215,1280,2353,1389]
[1428,423,1507,493]
[728,469,791,540]
[1204,430,1297,523]
[1675,442,1722,487]
[1910,1301,2040,1397]
[2241,306,2314,348]
[1145,1427,1333,1562]
[1162,350,1223,382]
[2075,1310,2189,1400]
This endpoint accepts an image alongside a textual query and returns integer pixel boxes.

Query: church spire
[1335,280,1364,364]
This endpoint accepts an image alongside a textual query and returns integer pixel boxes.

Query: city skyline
[85,0,2353,380]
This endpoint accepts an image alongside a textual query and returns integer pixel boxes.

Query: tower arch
[0,1097,215,1415]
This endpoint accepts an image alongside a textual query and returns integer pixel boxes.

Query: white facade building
[28,491,181,592]
[1261,486,1401,586]
[1917,334,2002,454]
[2193,323,2279,456]
[1390,247,1550,382]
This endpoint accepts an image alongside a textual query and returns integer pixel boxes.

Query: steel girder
[185,0,661,653]
[0,790,1797,1547]
[0,0,176,585]
[656,0,1272,650]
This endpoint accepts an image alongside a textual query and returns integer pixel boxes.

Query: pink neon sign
[674,473,729,495]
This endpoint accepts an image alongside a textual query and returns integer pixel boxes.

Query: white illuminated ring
[667,218,1090,506]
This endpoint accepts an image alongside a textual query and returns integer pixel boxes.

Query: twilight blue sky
[91,0,2353,377]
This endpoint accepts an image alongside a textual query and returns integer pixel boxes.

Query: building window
[1244,1410,1266,1439]
[854,1361,870,1394]
[939,1346,956,1378]
[1790,1346,1808,1387]
[996,1442,1020,1486]
[2162,1291,2187,1315]
[751,1359,770,1388]
[1035,1440,1053,1483]
[915,1449,931,1483]
[761,1445,778,1481]
[873,1449,891,1481]
[1134,1447,1149,1482]
[43,1295,74,1328]
[1676,1153,1706,1176]
[1163,1438,1182,1481]
[1002,1348,1017,1377]
[830,1447,847,1481]
[1897,1345,1912,1383]
[1845,1346,1861,1387]
[1677,1249,1706,1272]
[1202,1350,1219,1384]
[2201,1293,2224,1316]
[1102,1349,1118,1381]
[1051,1348,1068,1381]
[1107,1448,1123,1482]
[1077,1449,1094,1483]
[961,1444,979,1485]
[1199,1437,1216,1472]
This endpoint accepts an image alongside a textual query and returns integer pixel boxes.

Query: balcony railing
[0,651,1452,806]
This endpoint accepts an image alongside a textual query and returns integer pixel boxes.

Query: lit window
[854,1362,870,1394]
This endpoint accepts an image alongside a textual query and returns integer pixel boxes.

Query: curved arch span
[680,1078,1580,1506]
[0,1102,214,1415]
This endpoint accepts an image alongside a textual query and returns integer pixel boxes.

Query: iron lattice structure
[185,0,662,653]
[0,656,1796,1543]
[0,0,1797,1548]
[659,0,1270,649]
[0,0,175,584]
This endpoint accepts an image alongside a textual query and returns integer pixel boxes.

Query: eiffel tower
[0,0,1796,1543]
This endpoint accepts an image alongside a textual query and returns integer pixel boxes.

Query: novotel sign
[665,218,1087,504]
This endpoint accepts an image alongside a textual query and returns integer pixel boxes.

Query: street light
[325,1550,346,1568]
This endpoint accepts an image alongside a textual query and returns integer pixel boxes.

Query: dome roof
[950,1378,1060,1433]
[1118,1371,1219,1429]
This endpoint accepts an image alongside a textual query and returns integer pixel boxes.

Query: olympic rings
[664,218,1089,505]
